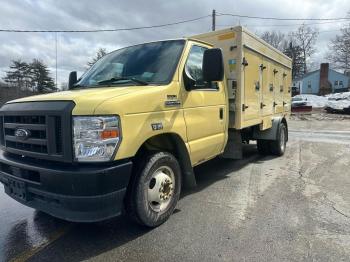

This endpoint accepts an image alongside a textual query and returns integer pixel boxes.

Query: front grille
[0,101,74,162]
[3,115,50,154]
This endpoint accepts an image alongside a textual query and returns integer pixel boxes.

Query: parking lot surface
[1,116,350,262]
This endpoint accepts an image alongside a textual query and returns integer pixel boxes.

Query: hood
[7,86,149,115]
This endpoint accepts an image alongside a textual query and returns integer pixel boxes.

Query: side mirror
[202,48,224,82]
[183,67,196,91]
[68,71,77,90]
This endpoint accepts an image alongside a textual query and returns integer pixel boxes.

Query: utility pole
[55,32,58,91]
[212,9,216,31]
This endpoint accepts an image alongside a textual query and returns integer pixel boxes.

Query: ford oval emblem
[14,128,31,140]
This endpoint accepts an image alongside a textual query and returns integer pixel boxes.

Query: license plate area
[5,178,27,201]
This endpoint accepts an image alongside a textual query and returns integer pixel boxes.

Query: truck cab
[0,28,290,227]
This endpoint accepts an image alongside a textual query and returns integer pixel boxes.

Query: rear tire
[126,152,181,227]
[270,123,287,156]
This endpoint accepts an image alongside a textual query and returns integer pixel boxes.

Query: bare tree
[327,22,350,73]
[87,48,108,68]
[261,31,288,51]
[292,24,318,74]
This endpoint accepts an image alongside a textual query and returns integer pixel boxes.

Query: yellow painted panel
[189,133,226,165]
[218,32,236,41]
[116,109,188,160]
[243,48,262,121]
[262,58,274,116]
[179,41,227,165]
[283,70,292,112]
[274,63,284,114]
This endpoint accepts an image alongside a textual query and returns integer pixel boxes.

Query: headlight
[73,116,121,162]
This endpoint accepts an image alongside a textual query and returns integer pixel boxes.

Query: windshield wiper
[71,83,86,89]
[98,77,149,86]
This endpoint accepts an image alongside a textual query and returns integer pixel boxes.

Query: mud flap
[222,129,243,159]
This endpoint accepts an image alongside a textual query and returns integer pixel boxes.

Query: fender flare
[252,116,288,141]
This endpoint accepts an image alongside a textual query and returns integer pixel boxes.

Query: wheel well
[133,133,196,189]
[252,116,288,141]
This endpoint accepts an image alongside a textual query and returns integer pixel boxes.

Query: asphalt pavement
[1,117,350,262]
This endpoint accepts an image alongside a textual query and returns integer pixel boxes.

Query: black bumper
[0,150,133,222]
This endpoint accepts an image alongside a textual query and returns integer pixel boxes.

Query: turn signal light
[101,130,119,139]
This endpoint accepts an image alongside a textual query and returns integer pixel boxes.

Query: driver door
[181,44,226,166]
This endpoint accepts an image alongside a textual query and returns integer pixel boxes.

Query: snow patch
[293,92,350,110]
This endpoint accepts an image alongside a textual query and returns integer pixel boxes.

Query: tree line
[2,59,56,92]
[260,14,350,80]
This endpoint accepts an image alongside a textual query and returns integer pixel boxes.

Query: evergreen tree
[29,59,56,92]
[284,42,305,80]
[3,59,56,93]
[3,60,31,90]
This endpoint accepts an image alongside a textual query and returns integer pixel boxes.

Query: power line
[217,12,350,21]
[0,12,347,34]
[217,20,348,28]
[0,15,211,33]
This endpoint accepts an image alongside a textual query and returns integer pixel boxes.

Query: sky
[0,0,349,89]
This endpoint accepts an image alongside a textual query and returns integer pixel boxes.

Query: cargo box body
[191,26,292,130]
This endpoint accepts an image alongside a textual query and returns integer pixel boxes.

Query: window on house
[335,81,339,86]
[340,81,343,86]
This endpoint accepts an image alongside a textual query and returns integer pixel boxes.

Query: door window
[185,45,218,89]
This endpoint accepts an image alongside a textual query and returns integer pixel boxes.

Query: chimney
[319,63,332,95]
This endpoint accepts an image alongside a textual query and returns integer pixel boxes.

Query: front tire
[126,152,181,227]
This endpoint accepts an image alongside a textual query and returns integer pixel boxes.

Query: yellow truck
[0,26,292,227]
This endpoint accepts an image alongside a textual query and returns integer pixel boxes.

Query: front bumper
[0,150,133,222]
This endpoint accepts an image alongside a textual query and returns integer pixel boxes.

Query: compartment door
[261,58,274,116]
[243,49,262,121]
[274,63,284,114]
[283,70,292,112]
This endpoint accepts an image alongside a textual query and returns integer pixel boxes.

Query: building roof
[295,68,350,82]
[294,70,319,81]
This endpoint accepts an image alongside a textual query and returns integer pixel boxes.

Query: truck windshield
[76,40,185,88]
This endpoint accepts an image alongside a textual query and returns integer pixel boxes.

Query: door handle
[219,108,224,120]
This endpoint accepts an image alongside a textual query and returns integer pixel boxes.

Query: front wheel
[126,152,181,227]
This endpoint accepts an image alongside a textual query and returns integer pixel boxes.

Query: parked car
[291,97,312,112]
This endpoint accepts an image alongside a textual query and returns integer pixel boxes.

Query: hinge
[242,104,249,111]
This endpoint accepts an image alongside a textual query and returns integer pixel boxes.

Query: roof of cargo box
[190,26,292,67]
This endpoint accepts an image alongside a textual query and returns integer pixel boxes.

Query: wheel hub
[159,178,173,201]
[147,166,175,212]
